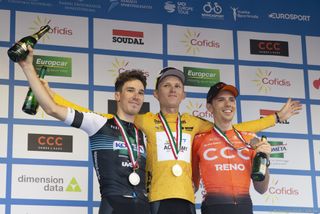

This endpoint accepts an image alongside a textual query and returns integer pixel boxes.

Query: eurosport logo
[268,12,311,22]
[112,29,144,45]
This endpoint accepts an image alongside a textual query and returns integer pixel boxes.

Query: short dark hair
[115,69,147,92]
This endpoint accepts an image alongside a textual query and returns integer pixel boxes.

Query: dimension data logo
[112,29,144,45]
[34,55,72,77]
[18,175,81,192]
[183,67,220,87]
[250,39,289,56]
[260,109,289,124]
[252,69,291,93]
[180,29,220,55]
[28,133,73,153]
[268,12,311,22]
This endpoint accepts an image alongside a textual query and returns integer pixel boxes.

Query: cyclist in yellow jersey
[50,67,301,214]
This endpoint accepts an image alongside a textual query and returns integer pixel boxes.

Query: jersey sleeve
[64,107,109,136]
[192,134,202,190]
[195,117,213,133]
[54,93,112,118]
[234,115,276,133]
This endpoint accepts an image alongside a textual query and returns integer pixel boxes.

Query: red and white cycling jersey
[192,129,257,204]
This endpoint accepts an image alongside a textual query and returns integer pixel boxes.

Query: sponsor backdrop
[0,0,319,213]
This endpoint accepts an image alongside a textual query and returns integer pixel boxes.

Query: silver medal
[128,171,140,186]
[172,164,183,177]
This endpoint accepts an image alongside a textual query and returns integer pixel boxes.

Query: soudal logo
[260,109,289,124]
[250,39,289,56]
[108,100,150,115]
[28,133,73,153]
[112,29,144,45]
[252,69,291,93]
[180,29,220,54]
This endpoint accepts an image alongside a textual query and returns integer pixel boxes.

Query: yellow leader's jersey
[53,93,276,203]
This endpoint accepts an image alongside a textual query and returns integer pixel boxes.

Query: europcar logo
[33,55,72,77]
[107,58,150,78]
[265,178,299,204]
[183,67,220,87]
[30,16,73,39]
[180,29,220,54]
[186,100,213,120]
[252,69,291,93]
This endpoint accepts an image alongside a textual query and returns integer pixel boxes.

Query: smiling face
[207,90,236,129]
[153,75,185,113]
[115,79,145,118]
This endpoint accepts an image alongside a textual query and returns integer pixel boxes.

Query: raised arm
[17,46,67,121]
[234,98,302,133]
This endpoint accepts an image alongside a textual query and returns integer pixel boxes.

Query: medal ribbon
[158,111,182,160]
[114,115,140,169]
[213,124,252,150]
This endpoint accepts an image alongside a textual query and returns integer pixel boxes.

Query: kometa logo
[250,39,289,56]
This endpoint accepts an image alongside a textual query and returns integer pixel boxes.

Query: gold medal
[128,171,140,186]
[172,164,183,177]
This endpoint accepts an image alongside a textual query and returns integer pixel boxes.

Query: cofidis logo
[30,16,73,40]
[180,29,220,55]
[252,69,291,93]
